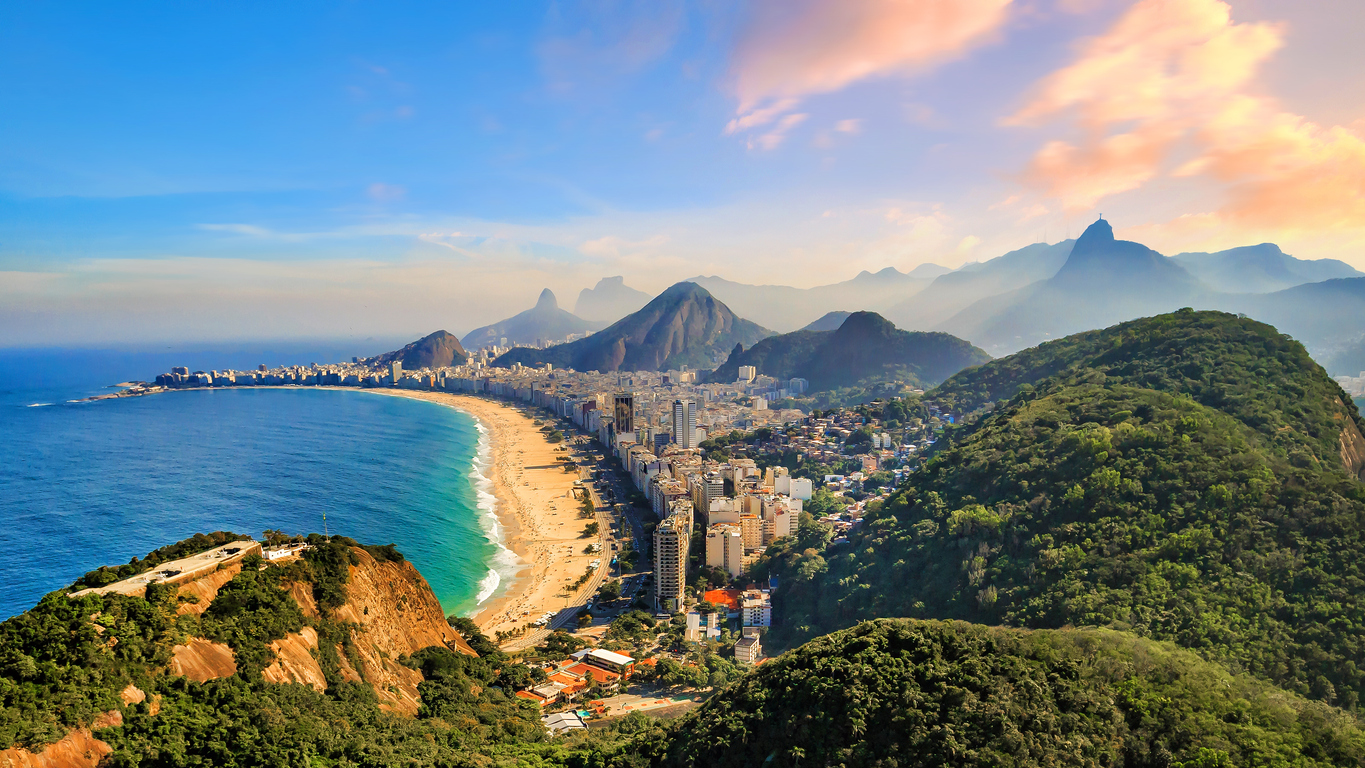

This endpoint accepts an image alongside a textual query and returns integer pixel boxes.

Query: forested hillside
[617,619,1365,768]
[760,310,1365,710]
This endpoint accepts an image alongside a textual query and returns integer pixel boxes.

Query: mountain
[573,276,652,323]
[799,311,851,331]
[493,281,773,372]
[372,330,468,370]
[761,310,1365,708]
[709,311,989,393]
[939,220,1204,354]
[625,620,1365,767]
[1222,277,1365,367]
[460,289,601,351]
[1173,243,1362,293]
[687,266,937,332]
[885,240,1074,331]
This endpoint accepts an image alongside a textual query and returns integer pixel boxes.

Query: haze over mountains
[573,276,651,323]
[494,282,772,373]
[437,217,1365,379]
[460,289,601,351]
[708,311,988,393]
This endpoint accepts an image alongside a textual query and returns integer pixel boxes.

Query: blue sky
[2,0,1363,345]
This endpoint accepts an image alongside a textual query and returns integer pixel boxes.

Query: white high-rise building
[737,365,757,383]
[672,399,697,449]
[654,513,691,612]
[705,523,745,579]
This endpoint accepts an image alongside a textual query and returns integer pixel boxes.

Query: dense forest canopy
[760,310,1365,710]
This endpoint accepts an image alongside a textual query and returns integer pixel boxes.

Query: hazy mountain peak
[535,288,558,311]
[1073,217,1116,251]
[573,276,651,323]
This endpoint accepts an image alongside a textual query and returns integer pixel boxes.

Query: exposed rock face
[1338,407,1365,479]
[261,627,328,691]
[169,637,237,682]
[0,714,119,768]
[175,563,242,616]
[326,548,475,714]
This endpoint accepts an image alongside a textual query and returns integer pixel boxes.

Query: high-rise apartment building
[613,393,635,434]
[737,365,757,383]
[389,361,403,385]
[705,523,745,579]
[671,399,697,449]
[653,513,690,612]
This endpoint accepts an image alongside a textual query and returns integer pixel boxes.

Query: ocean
[0,344,517,620]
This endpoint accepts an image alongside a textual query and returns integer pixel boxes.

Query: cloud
[726,0,1012,136]
[750,113,809,151]
[835,119,862,134]
[367,183,407,203]
[1008,0,1365,230]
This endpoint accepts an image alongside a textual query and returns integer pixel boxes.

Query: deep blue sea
[0,343,516,620]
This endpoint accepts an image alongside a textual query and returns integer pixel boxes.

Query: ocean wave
[468,419,520,605]
[27,403,53,407]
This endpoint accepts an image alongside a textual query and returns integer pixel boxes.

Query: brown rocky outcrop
[260,627,328,691]
[175,563,243,616]
[169,637,237,681]
[324,548,476,714]
[1337,401,1365,479]
[0,713,119,768]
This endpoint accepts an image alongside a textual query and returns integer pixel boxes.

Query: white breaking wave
[27,403,53,407]
[468,419,520,605]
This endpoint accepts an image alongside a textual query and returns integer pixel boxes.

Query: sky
[2,0,1363,346]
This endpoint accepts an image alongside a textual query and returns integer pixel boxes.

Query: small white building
[741,590,772,628]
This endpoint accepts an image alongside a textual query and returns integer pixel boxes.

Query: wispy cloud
[726,0,1012,142]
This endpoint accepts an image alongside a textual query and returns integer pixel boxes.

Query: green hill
[372,330,469,370]
[760,310,1365,708]
[494,281,772,372]
[619,619,1365,768]
[708,311,989,392]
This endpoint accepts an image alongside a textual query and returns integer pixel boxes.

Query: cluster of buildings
[516,647,638,708]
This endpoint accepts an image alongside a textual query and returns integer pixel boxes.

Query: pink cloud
[1008,0,1365,230]
[727,0,1012,135]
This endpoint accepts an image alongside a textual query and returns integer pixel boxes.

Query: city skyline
[3,0,1364,346]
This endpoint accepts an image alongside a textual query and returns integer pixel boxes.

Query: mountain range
[573,276,652,323]
[460,289,602,352]
[707,311,989,393]
[494,282,773,372]
[687,264,947,333]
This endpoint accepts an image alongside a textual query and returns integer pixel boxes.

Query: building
[389,361,403,385]
[572,647,638,677]
[543,711,587,735]
[654,513,690,612]
[705,523,745,578]
[737,365,757,383]
[739,514,764,550]
[671,399,697,449]
[742,590,773,627]
[735,628,763,665]
[614,392,635,434]
[685,611,723,643]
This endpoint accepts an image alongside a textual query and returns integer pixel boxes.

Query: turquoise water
[0,347,513,620]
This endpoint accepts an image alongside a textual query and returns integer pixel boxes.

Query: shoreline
[81,383,597,642]
[351,389,595,640]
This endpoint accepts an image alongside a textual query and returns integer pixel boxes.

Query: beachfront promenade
[503,466,614,651]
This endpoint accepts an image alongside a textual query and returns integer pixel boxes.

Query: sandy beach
[363,390,602,642]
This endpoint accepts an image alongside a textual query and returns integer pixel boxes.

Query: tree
[599,580,623,601]
[583,522,600,538]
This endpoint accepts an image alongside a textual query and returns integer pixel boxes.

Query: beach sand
[364,390,603,642]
